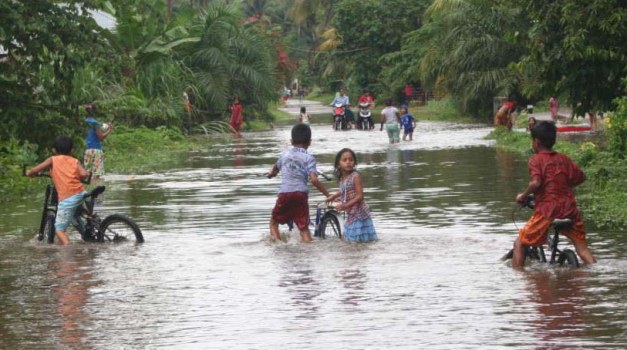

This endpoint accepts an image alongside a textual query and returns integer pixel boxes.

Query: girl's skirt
[343,217,378,242]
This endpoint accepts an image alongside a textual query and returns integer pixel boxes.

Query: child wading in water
[298,106,312,125]
[26,136,89,245]
[267,123,330,242]
[327,148,378,242]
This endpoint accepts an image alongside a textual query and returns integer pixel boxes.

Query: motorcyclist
[358,89,376,129]
[330,88,353,129]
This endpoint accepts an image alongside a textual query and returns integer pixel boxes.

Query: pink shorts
[271,192,309,230]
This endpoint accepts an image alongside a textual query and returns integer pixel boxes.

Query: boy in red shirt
[512,121,596,268]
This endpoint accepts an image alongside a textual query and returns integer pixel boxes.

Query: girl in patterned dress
[327,148,378,242]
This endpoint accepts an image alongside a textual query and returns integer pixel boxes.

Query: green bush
[0,139,43,201]
[607,91,627,158]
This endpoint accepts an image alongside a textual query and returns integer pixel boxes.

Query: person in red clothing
[229,96,244,136]
[358,89,375,108]
[511,121,596,268]
[494,98,516,130]
[403,84,413,104]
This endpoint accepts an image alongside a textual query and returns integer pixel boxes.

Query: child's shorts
[84,149,105,176]
[55,192,87,231]
[519,212,587,247]
[271,192,309,231]
[403,128,414,135]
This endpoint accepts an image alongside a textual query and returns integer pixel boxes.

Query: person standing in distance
[83,103,112,181]
[267,123,330,242]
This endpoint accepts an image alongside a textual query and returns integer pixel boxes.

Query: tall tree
[327,0,428,92]
[384,0,527,118]
[0,1,106,145]
[514,0,627,116]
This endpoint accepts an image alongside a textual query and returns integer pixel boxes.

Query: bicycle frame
[38,184,105,241]
[285,201,344,239]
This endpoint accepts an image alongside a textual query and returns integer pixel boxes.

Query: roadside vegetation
[1,0,625,206]
[488,87,627,230]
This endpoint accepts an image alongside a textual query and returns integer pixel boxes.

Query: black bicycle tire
[43,210,56,244]
[320,212,342,239]
[558,249,580,267]
[98,214,144,243]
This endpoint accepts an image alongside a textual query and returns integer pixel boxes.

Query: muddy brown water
[1,122,625,349]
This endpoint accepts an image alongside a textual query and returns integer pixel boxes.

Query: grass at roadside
[0,127,218,203]
[488,127,627,230]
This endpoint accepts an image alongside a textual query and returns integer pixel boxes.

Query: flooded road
[1,122,626,349]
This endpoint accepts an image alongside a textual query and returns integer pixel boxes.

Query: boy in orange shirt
[512,121,596,267]
[27,136,89,245]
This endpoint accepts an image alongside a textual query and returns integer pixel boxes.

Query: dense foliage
[489,127,627,230]
[513,0,627,116]
[0,1,106,146]
[1,0,278,153]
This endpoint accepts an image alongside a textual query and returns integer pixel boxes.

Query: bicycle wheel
[98,214,144,243]
[557,249,580,267]
[41,210,56,244]
[320,212,342,239]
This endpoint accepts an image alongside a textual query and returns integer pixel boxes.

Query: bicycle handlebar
[264,171,332,181]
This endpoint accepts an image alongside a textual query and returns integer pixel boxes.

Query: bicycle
[502,195,579,267]
[285,200,343,240]
[269,171,344,240]
[25,167,144,244]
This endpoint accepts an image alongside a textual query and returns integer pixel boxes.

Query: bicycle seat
[551,218,573,230]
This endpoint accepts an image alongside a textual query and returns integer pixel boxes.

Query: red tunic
[229,103,243,130]
[528,150,585,220]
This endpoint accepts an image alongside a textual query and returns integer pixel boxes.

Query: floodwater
[1,122,625,349]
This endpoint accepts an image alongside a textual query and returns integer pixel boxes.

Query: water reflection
[49,248,98,349]
[525,269,589,348]
[337,269,368,306]
[276,246,323,321]
[385,148,401,194]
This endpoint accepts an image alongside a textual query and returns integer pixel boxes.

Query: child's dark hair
[53,136,74,155]
[292,123,311,145]
[531,121,556,149]
[300,106,306,113]
[334,148,357,179]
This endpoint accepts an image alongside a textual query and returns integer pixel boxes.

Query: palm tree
[398,0,528,117]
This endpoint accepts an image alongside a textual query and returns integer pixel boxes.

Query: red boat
[557,124,592,132]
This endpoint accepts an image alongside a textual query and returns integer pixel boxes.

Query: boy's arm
[309,172,330,197]
[266,164,279,178]
[26,157,53,177]
[516,176,541,204]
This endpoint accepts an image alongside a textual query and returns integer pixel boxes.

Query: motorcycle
[358,102,374,130]
[333,103,350,130]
